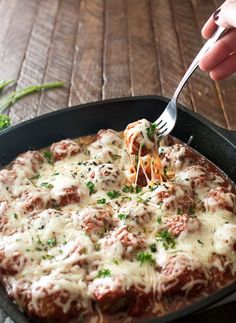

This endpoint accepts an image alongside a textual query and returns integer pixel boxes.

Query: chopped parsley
[157,216,162,224]
[86,181,95,194]
[118,213,129,220]
[149,243,157,253]
[97,198,106,204]
[13,213,18,219]
[122,185,142,194]
[29,173,40,180]
[51,202,61,210]
[189,206,196,215]
[107,190,121,199]
[146,123,157,140]
[177,208,183,215]
[136,252,156,266]
[40,182,53,189]
[156,230,176,249]
[42,254,54,260]
[47,237,57,248]
[43,151,54,164]
[96,268,111,278]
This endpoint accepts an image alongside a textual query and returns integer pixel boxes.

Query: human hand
[199,0,236,81]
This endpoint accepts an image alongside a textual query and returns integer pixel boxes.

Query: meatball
[124,119,156,156]
[214,224,236,255]
[0,249,27,275]
[88,164,125,191]
[97,129,123,148]
[117,200,156,232]
[100,226,146,260]
[10,276,88,322]
[78,207,113,239]
[165,214,201,237]
[205,187,236,214]
[175,165,222,191]
[18,188,51,214]
[50,139,80,161]
[50,178,88,206]
[160,143,194,171]
[159,254,207,297]
[11,151,44,176]
[149,183,195,214]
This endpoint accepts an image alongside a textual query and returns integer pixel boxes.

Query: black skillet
[0,96,236,323]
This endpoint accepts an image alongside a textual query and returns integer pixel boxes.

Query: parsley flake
[97,198,106,204]
[47,237,57,248]
[156,230,176,249]
[96,268,111,278]
[107,190,121,199]
[40,182,53,189]
[118,213,129,220]
[43,151,54,164]
[136,252,156,266]
[146,123,157,140]
[86,181,95,194]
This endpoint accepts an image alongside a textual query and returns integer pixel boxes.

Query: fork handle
[172,26,226,102]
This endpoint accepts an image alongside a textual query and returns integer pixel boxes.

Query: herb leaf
[43,151,54,164]
[0,114,10,130]
[118,213,129,220]
[146,123,157,140]
[0,82,64,113]
[136,252,156,266]
[156,230,176,249]
[47,237,57,247]
[97,198,106,204]
[40,182,53,189]
[96,268,111,278]
[86,181,95,194]
[107,190,121,199]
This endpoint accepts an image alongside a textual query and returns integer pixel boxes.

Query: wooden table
[0,0,236,322]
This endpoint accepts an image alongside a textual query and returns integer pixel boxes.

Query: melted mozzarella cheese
[0,130,235,321]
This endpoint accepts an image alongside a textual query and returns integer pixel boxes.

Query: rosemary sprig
[0,80,15,92]
[0,82,64,113]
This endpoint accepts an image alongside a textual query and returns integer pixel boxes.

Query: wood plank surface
[9,0,60,124]
[37,0,80,114]
[69,0,103,106]
[127,0,161,96]
[102,0,131,99]
[151,0,193,108]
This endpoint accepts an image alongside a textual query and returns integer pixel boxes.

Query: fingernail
[213,8,221,21]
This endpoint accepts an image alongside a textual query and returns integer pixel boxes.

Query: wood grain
[37,0,80,115]
[170,0,227,128]
[9,0,60,124]
[0,0,39,82]
[69,0,104,106]
[127,0,161,96]
[151,0,193,109]
[102,0,131,99]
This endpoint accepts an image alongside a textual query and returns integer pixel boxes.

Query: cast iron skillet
[0,96,236,323]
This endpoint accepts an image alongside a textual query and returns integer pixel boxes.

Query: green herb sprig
[0,81,64,131]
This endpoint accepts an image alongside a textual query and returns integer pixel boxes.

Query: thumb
[214,0,236,28]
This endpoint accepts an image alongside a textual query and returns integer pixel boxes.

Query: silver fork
[155,26,226,138]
